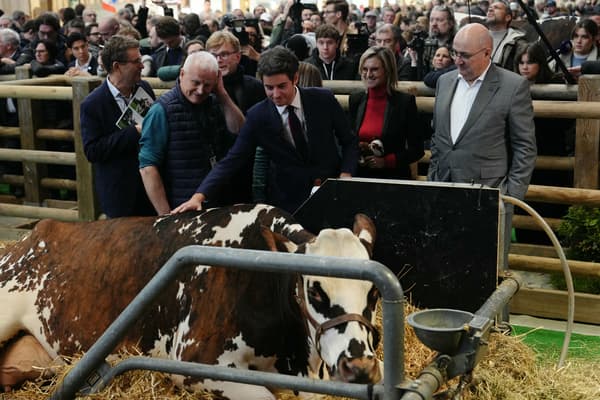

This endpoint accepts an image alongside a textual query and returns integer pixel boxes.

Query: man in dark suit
[428,23,536,264]
[80,35,155,218]
[173,46,358,214]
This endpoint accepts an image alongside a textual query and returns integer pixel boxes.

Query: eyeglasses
[89,32,101,36]
[118,58,143,65]
[210,51,238,59]
[450,48,486,60]
[35,49,48,54]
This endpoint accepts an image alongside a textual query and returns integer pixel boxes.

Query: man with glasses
[85,22,102,58]
[324,0,350,55]
[206,31,265,114]
[80,35,156,218]
[139,51,245,213]
[486,0,526,72]
[205,31,265,203]
[98,16,120,43]
[428,23,536,264]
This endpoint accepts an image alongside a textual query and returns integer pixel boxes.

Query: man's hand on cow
[171,193,206,214]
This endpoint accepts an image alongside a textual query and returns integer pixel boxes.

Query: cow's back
[0,204,312,370]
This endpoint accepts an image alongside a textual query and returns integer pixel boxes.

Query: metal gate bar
[95,357,377,399]
[49,245,404,400]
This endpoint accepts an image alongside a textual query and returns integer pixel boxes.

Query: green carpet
[513,325,600,362]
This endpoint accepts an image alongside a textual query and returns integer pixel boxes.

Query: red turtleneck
[358,86,396,168]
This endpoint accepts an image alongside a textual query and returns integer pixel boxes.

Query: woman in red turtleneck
[348,47,424,179]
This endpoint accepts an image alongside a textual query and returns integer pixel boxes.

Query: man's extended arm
[139,102,170,214]
[140,166,171,214]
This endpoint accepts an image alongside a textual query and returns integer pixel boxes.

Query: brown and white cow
[0,204,381,399]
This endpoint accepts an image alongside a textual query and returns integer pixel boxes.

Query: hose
[501,194,574,368]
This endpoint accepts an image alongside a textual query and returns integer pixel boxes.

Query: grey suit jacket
[427,64,537,200]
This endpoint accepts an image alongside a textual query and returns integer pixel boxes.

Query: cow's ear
[260,226,298,253]
[353,214,376,258]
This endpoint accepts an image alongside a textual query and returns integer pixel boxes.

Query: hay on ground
[3,301,599,399]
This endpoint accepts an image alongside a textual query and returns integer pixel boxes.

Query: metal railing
[50,245,405,400]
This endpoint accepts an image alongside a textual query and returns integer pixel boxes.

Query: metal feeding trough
[406,309,474,355]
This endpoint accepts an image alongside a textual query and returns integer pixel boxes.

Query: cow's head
[262,214,381,383]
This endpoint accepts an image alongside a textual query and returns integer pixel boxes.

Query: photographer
[269,0,316,47]
[223,16,259,76]
[409,5,457,79]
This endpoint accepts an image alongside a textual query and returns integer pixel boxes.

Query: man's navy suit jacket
[68,56,98,75]
[198,87,358,212]
[80,80,155,217]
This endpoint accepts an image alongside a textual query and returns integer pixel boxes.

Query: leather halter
[295,275,380,355]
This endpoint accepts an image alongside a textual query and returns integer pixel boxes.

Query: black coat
[305,50,357,81]
[349,89,424,179]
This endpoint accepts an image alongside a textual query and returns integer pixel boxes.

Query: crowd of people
[0,0,588,232]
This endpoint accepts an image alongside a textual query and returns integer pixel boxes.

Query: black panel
[294,178,499,313]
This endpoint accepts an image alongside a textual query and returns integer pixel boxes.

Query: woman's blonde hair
[358,46,398,95]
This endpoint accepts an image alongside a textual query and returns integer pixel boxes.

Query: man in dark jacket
[206,31,266,203]
[305,23,357,80]
[80,35,155,218]
[173,47,358,214]
[150,16,185,77]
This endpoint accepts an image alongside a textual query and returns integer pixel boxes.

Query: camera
[407,29,428,52]
[347,33,370,59]
[226,18,249,46]
[289,0,318,35]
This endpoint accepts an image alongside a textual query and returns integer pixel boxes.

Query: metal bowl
[406,308,474,355]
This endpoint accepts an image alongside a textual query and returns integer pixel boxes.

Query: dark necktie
[287,105,308,160]
[167,47,182,66]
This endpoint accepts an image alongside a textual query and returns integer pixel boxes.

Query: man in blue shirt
[139,51,244,214]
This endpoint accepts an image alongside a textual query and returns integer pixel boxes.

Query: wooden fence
[0,69,599,323]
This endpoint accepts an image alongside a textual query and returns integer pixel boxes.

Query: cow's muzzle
[337,355,382,383]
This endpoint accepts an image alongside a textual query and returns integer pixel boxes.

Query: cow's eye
[307,287,323,303]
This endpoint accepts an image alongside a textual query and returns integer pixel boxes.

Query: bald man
[427,23,536,263]
[139,52,244,214]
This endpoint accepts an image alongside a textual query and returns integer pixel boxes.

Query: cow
[0,204,381,399]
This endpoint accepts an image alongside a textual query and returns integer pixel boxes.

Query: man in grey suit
[428,23,537,265]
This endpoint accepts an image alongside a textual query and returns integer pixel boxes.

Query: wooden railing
[0,71,599,323]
